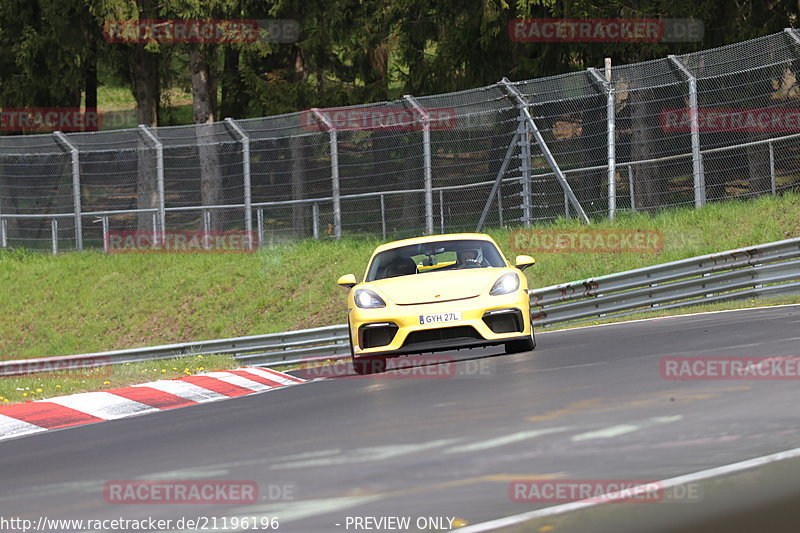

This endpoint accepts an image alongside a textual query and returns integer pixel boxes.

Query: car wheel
[352,355,387,375]
[504,328,536,354]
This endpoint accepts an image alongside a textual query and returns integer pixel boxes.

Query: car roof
[372,233,496,254]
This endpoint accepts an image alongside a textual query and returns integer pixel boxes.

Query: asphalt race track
[1,305,800,532]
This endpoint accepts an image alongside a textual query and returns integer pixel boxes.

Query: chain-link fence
[3,30,800,252]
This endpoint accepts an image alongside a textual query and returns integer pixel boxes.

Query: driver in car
[456,248,482,268]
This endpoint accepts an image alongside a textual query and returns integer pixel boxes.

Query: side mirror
[514,255,536,271]
[337,274,357,289]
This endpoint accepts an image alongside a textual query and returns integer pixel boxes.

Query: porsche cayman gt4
[337,233,536,375]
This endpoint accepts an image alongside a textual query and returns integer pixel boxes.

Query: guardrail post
[379,195,386,239]
[668,55,706,208]
[312,202,320,239]
[404,95,434,235]
[138,125,166,242]
[224,118,253,250]
[51,218,58,255]
[311,109,341,239]
[769,140,776,195]
[499,78,590,224]
[53,131,83,250]
[588,67,616,220]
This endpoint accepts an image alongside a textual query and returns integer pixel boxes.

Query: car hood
[364,268,512,305]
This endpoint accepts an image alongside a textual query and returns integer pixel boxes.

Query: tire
[504,328,536,354]
[352,355,387,375]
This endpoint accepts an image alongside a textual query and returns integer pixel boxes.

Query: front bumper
[349,291,531,358]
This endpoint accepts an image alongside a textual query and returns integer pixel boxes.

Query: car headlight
[354,289,386,308]
[490,272,520,295]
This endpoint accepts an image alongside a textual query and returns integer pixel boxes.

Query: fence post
[257,208,264,247]
[519,120,533,227]
[311,109,341,239]
[628,165,636,212]
[668,55,706,208]
[499,78,590,224]
[0,219,6,248]
[497,186,504,227]
[202,209,210,249]
[101,216,109,253]
[138,125,166,241]
[439,189,445,233]
[475,128,521,232]
[769,140,776,195]
[404,95,434,235]
[53,131,82,250]
[379,195,386,240]
[224,118,253,250]
[51,219,58,255]
[312,202,320,239]
[588,67,616,220]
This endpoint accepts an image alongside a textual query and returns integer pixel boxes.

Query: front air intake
[360,323,399,349]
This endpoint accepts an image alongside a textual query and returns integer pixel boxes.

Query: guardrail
[0,325,351,377]
[2,237,799,376]
[530,236,800,327]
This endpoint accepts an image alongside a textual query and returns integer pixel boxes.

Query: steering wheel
[462,259,483,268]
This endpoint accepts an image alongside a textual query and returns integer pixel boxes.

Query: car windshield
[365,239,506,281]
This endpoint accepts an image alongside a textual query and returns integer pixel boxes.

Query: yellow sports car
[337,233,536,374]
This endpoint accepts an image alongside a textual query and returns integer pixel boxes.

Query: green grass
[97,86,194,129]
[0,353,236,405]
[1,193,799,361]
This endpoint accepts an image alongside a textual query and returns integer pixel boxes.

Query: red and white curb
[0,367,304,442]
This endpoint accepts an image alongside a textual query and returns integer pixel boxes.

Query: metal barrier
[2,237,799,376]
[531,236,800,326]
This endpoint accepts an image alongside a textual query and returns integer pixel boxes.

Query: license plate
[419,312,462,325]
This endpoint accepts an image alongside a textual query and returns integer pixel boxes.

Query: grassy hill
[1,193,799,360]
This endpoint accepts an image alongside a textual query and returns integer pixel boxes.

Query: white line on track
[453,443,800,532]
[570,416,682,442]
[443,427,574,454]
